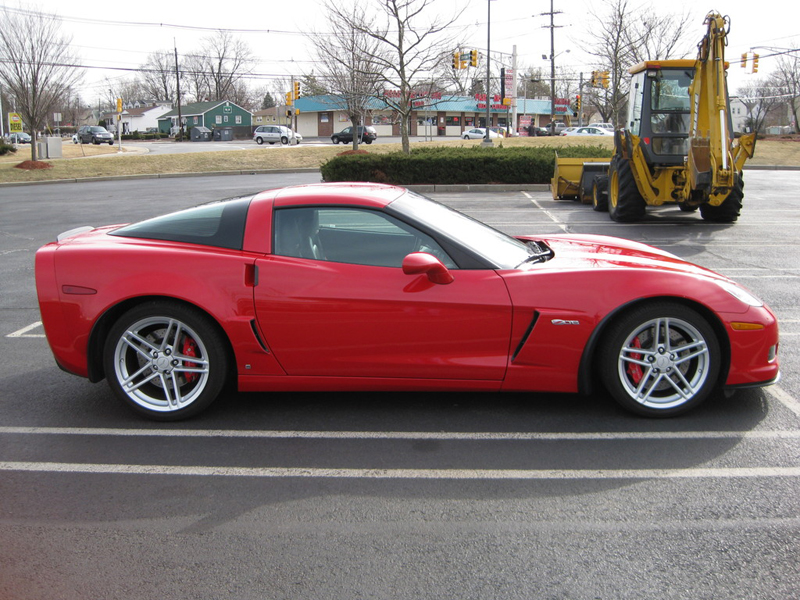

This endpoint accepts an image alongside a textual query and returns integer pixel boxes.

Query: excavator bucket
[552,154,610,203]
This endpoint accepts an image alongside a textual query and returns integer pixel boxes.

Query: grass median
[1,136,797,185]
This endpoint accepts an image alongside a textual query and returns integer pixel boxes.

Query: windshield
[389,191,531,269]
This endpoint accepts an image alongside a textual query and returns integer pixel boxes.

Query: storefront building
[292,94,561,138]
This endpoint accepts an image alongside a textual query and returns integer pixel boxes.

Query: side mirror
[402,252,454,285]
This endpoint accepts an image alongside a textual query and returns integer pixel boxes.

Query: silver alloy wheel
[111,315,211,413]
[616,316,711,410]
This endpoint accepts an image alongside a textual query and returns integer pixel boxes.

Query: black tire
[280,136,289,145]
[365,139,373,144]
[108,140,114,145]
[103,301,229,421]
[599,302,721,417]
[92,137,100,145]
[256,137,264,145]
[608,155,646,222]
[699,175,743,223]
[332,136,339,144]
[592,177,608,212]
[678,203,698,212]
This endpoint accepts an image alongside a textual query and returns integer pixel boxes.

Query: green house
[158,100,253,137]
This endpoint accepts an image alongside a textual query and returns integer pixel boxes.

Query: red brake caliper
[627,336,644,384]
[182,337,198,383]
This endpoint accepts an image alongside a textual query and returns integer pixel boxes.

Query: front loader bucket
[552,154,610,202]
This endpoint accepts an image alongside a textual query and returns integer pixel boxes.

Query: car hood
[519,233,731,283]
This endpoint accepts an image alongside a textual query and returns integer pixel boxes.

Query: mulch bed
[13,160,52,170]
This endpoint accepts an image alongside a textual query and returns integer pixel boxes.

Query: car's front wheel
[103,301,229,421]
[281,136,289,145]
[600,302,721,417]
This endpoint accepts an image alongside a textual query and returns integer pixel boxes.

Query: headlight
[719,281,764,307]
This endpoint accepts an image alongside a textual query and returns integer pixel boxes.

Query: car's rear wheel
[256,137,264,145]
[281,136,289,145]
[332,136,339,144]
[103,301,229,421]
[600,302,720,417]
[92,137,100,145]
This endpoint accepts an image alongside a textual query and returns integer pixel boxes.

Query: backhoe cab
[553,12,756,223]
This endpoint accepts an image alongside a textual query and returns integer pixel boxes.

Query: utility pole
[512,45,518,135]
[174,42,183,141]
[541,0,562,135]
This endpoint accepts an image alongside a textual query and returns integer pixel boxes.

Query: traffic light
[470,49,478,67]
[601,71,610,89]
[293,81,300,100]
[286,109,293,118]
[285,91,292,105]
[576,94,581,111]
[452,52,459,70]
[590,71,598,87]
[741,52,748,68]
[116,97,122,113]
[752,53,759,73]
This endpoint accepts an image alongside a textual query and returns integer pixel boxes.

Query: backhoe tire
[608,155,646,222]
[699,175,743,223]
[592,177,608,212]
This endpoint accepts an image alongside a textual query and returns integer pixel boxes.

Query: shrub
[320,145,612,185]
[0,142,17,156]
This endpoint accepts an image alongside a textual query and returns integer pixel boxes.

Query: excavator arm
[687,12,756,205]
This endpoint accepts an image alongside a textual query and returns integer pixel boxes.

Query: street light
[482,0,494,146]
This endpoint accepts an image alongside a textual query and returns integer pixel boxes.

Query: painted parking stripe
[6,321,45,338]
[0,461,798,480]
[1,426,798,441]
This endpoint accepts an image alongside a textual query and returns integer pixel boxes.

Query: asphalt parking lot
[1,171,798,599]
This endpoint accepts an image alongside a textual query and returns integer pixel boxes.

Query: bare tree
[771,48,800,133]
[311,4,387,150]
[583,0,694,126]
[182,53,211,102]
[104,78,146,109]
[199,30,255,102]
[737,79,783,134]
[140,51,178,104]
[0,5,83,161]
[325,0,464,153]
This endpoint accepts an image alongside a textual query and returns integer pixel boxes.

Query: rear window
[110,196,252,250]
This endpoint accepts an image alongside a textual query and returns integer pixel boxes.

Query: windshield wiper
[515,240,554,267]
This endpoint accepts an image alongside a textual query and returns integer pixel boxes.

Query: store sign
[8,113,22,132]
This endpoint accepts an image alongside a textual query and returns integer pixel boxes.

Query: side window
[273,207,455,268]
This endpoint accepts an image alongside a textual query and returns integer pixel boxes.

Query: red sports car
[35,183,780,420]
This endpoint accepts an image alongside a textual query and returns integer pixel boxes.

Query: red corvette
[35,183,780,420]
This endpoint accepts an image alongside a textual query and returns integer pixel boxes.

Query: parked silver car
[253,125,301,145]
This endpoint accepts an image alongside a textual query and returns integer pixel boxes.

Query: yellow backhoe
[551,12,756,223]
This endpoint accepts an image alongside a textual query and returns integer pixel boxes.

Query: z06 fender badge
[551,319,580,325]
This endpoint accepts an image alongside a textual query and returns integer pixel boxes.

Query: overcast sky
[3,0,795,102]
